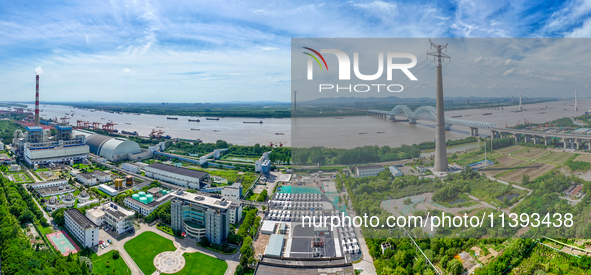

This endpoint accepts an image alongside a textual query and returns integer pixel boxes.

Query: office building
[64,209,99,248]
[85,203,134,234]
[170,191,237,244]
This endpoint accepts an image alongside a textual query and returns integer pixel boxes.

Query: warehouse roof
[264,234,285,257]
[65,208,98,229]
[356,165,384,170]
[147,163,209,179]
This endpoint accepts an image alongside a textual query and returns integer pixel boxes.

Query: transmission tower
[519,91,523,111]
[575,89,578,112]
[427,40,451,173]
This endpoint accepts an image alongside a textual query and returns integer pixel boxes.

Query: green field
[172,252,227,275]
[123,232,176,274]
[91,250,131,275]
[538,151,574,164]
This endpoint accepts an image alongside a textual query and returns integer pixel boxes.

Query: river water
[11,99,588,149]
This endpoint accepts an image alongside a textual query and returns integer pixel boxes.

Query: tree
[200,237,210,247]
[112,251,120,259]
[52,208,66,226]
[447,259,463,275]
[235,265,245,275]
[240,236,254,268]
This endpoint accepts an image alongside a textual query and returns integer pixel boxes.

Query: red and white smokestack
[35,75,40,126]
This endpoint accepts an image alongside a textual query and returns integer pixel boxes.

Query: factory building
[64,208,99,248]
[74,129,152,162]
[170,191,236,244]
[144,163,209,189]
[221,182,242,201]
[13,125,90,166]
[98,184,119,196]
[121,163,142,174]
[12,77,90,166]
[124,190,173,216]
[29,179,68,190]
[85,203,134,234]
[75,170,111,186]
[255,151,272,173]
[388,166,404,177]
[355,165,385,178]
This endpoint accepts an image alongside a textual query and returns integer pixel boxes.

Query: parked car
[107,239,112,244]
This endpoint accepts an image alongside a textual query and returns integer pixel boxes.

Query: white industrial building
[98,184,119,196]
[76,170,111,186]
[29,179,68,189]
[221,182,242,201]
[388,166,404,177]
[75,130,152,162]
[85,203,134,234]
[121,163,142,174]
[355,165,385,178]
[255,151,272,173]
[64,208,99,248]
[144,163,209,189]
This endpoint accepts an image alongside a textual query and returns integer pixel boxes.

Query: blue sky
[1,0,591,103]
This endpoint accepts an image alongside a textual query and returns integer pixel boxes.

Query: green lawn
[123,231,176,275]
[91,250,131,275]
[38,225,54,235]
[172,252,227,275]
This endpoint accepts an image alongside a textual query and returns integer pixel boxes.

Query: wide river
[15,99,588,149]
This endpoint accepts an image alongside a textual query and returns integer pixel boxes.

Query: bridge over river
[369,105,591,149]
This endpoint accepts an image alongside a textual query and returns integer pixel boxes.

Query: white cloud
[122,68,131,73]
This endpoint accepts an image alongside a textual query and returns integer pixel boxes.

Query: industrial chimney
[35,75,40,126]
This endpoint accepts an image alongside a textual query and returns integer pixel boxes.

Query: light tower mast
[427,40,451,173]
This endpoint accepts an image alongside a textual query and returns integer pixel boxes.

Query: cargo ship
[206,118,219,121]
[188,119,200,122]
[275,133,284,135]
[167,117,178,120]
[191,128,200,131]
[451,115,462,118]
[243,121,263,124]
[121,130,138,136]
[482,113,492,115]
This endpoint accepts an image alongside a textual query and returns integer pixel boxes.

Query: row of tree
[0,175,91,274]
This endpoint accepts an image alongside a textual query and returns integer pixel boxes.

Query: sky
[1,0,591,103]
